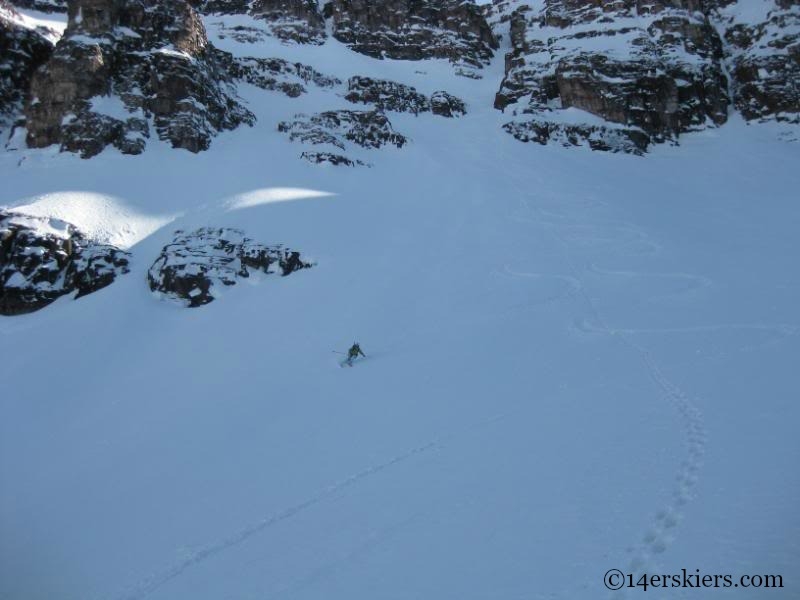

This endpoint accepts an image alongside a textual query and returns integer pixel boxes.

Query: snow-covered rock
[503,114,650,154]
[345,76,429,115]
[490,0,799,152]
[326,0,498,67]
[0,210,130,315]
[217,53,340,97]
[9,0,66,12]
[344,76,466,117]
[147,227,312,307]
[278,109,408,151]
[300,151,369,167]
[492,0,730,152]
[0,1,57,136]
[715,0,800,124]
[24,0,254,157]
[430,90,466,117]
[201,0,325,44]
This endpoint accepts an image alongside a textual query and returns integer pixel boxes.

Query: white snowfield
[1,11,799,600]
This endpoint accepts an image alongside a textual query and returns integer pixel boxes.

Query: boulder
[147,227,312,307]
[0,210,130,315]
[430,91,466,117]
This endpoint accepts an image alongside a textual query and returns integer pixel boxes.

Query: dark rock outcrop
[24,0,254,157]
[0,210,130,315]
[430,90,465,117]
[300,151,369,167]
[278,109,408,150]
[147,227,311,307]
[326,0,497,67]
[0,1,57,136]
[715,0,799,123]
[9,0,67,12]
[217,53,340,97]
[345,76,429,114]
[249,0,324,44]
[344,76,466,117]
[201,0,325,44]
[503,118,650,155]
[493,0,730,152]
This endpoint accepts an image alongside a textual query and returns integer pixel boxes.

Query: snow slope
[1,14,799,600]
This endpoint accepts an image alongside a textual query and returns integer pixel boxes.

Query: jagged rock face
[216,53,340,97]
[326,0,497,67]
[249,0,324,43]
[201,0,325,44]
[201,0,251,14]
[25,0,254,157]
[0,2,57,135]
[10,0,67,12]
[148,228,312,307]
[278,109,408,150]
[344,76,466,117]
[0,211,130,315]
[715,0,799,123]
[494,0,730,152]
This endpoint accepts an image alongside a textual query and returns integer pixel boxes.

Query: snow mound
[5,191,176,248]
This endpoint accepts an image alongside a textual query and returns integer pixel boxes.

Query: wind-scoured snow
[5,192,177,248]
[0,10,798,600]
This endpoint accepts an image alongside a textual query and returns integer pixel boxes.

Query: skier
[345,342,366,366]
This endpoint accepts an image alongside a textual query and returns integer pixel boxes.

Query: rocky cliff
[3,0,798,158]
[326,0,498,68]
[202,0,326,44]
[0,1,57,137]
[717,0,799,124]
[9,0,66,12]
[24,0,254,157]
[489,0,799,152]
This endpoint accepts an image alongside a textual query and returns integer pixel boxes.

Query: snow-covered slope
[1,6,799,600]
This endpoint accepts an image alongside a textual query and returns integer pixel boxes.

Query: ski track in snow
[110,409,516,600]
[263,511,428,600]
[504,174,713,593]
[111,440,440,600]
[587,263,713,300]
[2,13,798,599]
[494,265,583,306]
